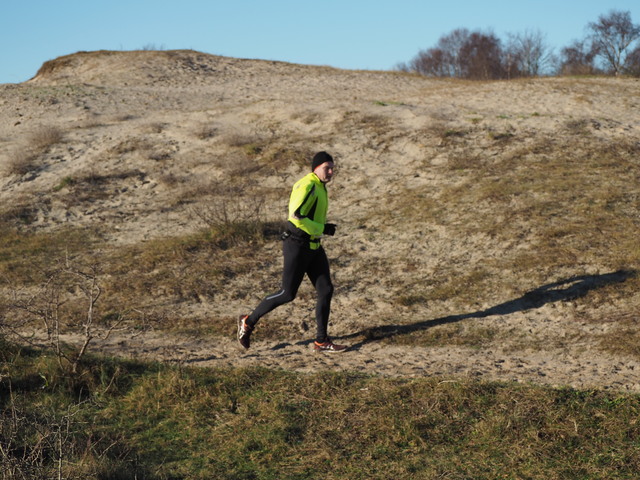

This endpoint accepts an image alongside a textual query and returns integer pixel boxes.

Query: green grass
[2,344,640,479]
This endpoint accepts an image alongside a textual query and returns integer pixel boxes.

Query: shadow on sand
[338,270,636,351]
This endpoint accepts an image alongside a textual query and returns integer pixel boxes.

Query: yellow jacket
[288,172,328,249]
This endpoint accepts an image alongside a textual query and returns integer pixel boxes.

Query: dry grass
[5,126,63,176]
[358,115,640,357]
[193,123,218,140]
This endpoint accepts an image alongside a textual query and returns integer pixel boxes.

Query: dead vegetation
[5,126,63,176]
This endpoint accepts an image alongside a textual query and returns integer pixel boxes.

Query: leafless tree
[588,10,640,75]
[458,31,505,80]
[438,28,471,77]
[626,44,640,76]
[506,29,555,77]
[405,28,507,80]
[407,28,471,77]
[409,47,447,77]
[558,39,600,75]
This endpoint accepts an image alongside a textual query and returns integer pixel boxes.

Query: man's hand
[323,223,337,236]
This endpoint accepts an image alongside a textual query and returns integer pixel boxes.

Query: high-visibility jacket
[288,172,328,250]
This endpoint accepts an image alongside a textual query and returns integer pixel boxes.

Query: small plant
[4,258,123,374]
[564,118,591,135]
[194,123,217,140]
[487,130,515,141]
[144,122,166,134]
[190,194,276,247]
[4,126,63,176]
[5,149,40,176]
[29,125,63,150]
[53,176,75,192]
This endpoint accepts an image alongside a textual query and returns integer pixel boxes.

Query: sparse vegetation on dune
[1,50,640,478]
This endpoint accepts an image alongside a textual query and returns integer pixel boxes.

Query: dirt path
[36,322,640,393]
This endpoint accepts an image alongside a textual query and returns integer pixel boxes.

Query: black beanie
[311,151,333,171]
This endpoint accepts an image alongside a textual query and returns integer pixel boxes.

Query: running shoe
[313,339,347,353]
[237,315,253,349]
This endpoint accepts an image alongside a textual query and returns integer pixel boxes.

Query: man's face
[314,161,335,183]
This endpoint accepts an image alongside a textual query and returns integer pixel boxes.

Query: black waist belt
[286,222,320,243]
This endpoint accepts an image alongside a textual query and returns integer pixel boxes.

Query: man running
[237,151,347,352]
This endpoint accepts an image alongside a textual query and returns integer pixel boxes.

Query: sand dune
[2,50,639,391]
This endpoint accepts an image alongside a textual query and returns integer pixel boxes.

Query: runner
[237,151,347,352]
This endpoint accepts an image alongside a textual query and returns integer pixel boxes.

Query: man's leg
[307,247,334,343]
[246,239,309,328]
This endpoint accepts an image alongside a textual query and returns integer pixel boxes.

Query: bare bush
[190,194,277,246]
[626,44,640,76]
[29,126,63,150]
[3,258,123,374]
[408,28,470,77]
[5,149,40,176]
[0,390,94,480]
[194,123,218,140]
[4,126,63,177]
[459,31,505,80]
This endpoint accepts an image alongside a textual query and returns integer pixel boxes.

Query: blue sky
[1,0,638,84]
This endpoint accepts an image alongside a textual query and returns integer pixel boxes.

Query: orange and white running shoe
[237,315,253,349]
[313,339,347,353]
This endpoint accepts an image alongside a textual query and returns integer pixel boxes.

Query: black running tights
[247,238,334,343]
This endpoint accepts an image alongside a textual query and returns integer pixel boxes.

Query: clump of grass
[52,175,75,192]
[108,136,176,162]
[260,144,314,171]
[5,149,40,176]
[0,200,40,226]
[487,129,515,141]
[5,126,64,176]
[29,125,63,150]
[564,118,591,135]
[54,168,146,207]
[144,122,166,134]
[222,132,267,157]
[373,100,406,107]
[193,123,217,140]
[425,122,469,145]
[290,109,323,125]
[109,136,154,156]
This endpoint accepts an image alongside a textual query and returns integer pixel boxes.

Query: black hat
[311,151,333,171]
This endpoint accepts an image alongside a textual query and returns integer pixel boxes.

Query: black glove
[323,223,337,236]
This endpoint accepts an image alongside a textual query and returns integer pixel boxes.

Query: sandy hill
[1,50,639,391]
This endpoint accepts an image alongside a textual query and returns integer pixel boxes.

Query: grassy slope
[2,345,640,480]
